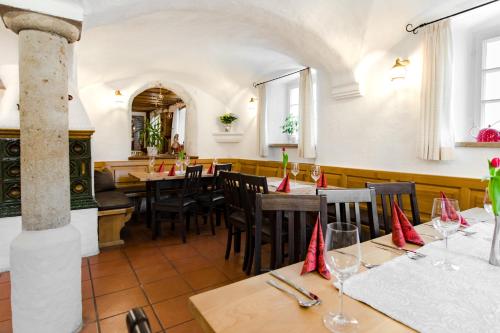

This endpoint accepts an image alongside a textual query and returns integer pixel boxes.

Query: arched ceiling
[132,87,183,113]
[0,0,492,103]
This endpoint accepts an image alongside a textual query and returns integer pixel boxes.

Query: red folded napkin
[316,172,327,188]
[392,201,424,247]
[440,192,469,226]
[207,163,214,174]
[167,164,176,176]
[276,174,291,193]
[301,215,331,280]
[157,161,165,173]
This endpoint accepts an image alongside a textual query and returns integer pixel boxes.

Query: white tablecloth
[344,210,500,333]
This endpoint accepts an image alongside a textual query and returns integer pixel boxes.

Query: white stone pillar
[2,10,83,333]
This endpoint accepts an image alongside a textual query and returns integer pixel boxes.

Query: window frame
[476,30,500,128]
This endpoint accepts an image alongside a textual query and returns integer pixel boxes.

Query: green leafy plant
[219,113,238,125]
[140,118,164,151]
[281,114,298,135]
[488,158,500,216]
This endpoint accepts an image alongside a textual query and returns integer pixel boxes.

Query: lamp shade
[391,58,410,81]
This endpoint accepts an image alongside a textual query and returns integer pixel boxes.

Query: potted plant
[140,118,164,156]
[281,114,299,143]
[219,113,238,132]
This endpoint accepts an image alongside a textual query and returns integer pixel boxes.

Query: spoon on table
[266,280,320,308]
[334,250,379,269]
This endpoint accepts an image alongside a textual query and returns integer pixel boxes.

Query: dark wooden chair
[254,194,328,275]
[152,165,203,242]
[197,163,232,234]
[240,174,270,275]
[220,171,246,262]
[366,182,420,233]
[317,188,380,240]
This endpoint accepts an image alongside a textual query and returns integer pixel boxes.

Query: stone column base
[10,225,82,333]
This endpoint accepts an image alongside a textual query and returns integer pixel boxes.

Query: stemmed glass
[175,158,183,174]
[184,155,190,169]
[323,223,361,332]
[311,165,321,183]
[291,162,300,187]
[484,187,493,216]
[148,156,155,174]
[431,198,461,271]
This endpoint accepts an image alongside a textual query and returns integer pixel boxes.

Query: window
[481,37,500,128]
[288,86,299,119]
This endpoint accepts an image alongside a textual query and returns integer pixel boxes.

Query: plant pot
[490,216,500,266]
[223,124,232,132]
[287,134,297,144]
[147,146,158,156]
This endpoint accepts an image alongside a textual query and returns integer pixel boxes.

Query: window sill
[455,142,500,148]
[268,143,298,148]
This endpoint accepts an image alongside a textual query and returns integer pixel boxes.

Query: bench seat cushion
[95,190,134,211]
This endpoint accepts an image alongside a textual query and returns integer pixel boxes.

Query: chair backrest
[180,165,203,199]
[366,181,420,232]
[240,174,269,223]
[126,308,152,333]
[220,171,244,212]
[317,188,379,239]
[254,194,328,272]
[213,163,232,191]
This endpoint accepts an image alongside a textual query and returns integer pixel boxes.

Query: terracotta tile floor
[0,216,255,333]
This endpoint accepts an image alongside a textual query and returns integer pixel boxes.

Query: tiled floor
[0,216,254,333]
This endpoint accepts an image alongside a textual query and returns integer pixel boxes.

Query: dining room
[1,0,500,333]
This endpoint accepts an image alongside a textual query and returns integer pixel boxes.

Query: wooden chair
[126,308,152,333]
[220,171,246,261]
[240,174,270,275]
[152,165,203,242]
[317,188,380,240]
[254,194,328,275]
[366,182,420,233]
[197,163,232,234]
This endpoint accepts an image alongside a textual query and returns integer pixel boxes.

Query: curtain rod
[406,0,499,34]
[253,67,309,88]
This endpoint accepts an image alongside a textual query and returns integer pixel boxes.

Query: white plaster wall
[0,208,98,272]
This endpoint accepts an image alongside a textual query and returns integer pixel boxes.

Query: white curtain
[258,84,268,157]
[298,68,316,158]
[171,106,186,143]
[418,19,454,161]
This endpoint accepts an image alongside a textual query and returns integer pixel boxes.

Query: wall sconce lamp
[114,89,125,104]
[391,58,410,81]
[249,97,257,103]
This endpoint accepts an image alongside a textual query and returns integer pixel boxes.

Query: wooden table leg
[146,181,152,228]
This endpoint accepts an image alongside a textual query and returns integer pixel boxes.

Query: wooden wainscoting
[94,158,485,221]
[231,159,486,221]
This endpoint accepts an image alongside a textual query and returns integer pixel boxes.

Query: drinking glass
[148,156,155,174]
[213,158,218,166]
[323,223,361,332]
[175,158,183,174]
[311,165,321,183]
[291,162,300,186]
[484,187,493,216]
[184,155,190,168]
[431,198,461,271]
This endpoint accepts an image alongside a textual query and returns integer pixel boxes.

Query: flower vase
[489,216,500,266]
[223,124,232,132]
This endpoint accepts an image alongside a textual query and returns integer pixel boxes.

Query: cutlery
[266,280,320,308]
[371,241,426,257]
[459,229,477,236]
[373,245,424,260]
[333,250,379,269]
[269,272,321,302]
[419,232,442,240]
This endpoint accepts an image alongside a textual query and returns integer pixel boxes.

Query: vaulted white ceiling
[0,0,491,101]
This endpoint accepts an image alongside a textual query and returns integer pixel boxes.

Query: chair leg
[225,223,233,260]
[180,211,187,243]
[234,230,241,253]
[209,206,216,236]
[152,206,157,240]
[245,234,254,276]
[242,230,251,272]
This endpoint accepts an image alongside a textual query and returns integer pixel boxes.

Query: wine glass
[484,187,493,216]
[184,155,190,168]
[148,156,156,174]
[323,223,361,332]
[311,165,321,183]
[213,158,218,166]
[175,158,182,174]
[291,162,300,186]
[431,198,461,271]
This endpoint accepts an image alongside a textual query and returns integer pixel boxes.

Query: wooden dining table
[188,207,488,333]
